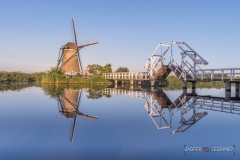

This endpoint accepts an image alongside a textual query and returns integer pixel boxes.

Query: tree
[87,64,103,75]
[87,63,112,75]
[100,63,112,75]
[115,67,129,72]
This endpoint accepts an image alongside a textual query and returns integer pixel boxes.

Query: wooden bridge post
[225,81,231,99]
[236,83,239,97]
[182,81,187,94]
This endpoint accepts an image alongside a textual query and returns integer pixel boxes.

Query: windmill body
[57,18,99,75]
[61,42,80,75]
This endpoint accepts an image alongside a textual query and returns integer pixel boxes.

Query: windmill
[57,18,99,75]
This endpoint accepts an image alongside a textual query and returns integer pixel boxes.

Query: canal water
[0,85,239,159]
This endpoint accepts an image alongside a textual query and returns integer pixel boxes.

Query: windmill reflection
[57,89,98,142]
[104,88,240,134]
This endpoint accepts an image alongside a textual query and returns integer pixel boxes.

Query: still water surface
[0,85,239,159]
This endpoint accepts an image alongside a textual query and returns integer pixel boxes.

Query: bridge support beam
[130,85,134,90]
[114,79,118,88]
[137,81,142,90]
[138,81,141,85]
[158,80,163,91]
[151,81,155,92]
[236,83,239,97]
[192,81,196,94]
[130,80,134,90]
[158,80,162,87]
[130,80,134,85]
[182,81,187,94]
[138,85,142,90]
[121,80,125,88]
[225,81,231,99]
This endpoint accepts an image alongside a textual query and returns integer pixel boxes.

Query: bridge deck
[103,72,150,80]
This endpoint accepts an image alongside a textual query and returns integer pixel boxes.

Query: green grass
[42,75,111,84]
[41,68,111,84]
[164,75,225,90]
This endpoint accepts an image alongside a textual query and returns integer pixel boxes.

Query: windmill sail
[79,39,99,48]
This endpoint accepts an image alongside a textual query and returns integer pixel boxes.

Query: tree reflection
[87,89,111,99]
[41,84,110,99]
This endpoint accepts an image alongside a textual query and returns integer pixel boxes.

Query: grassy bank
[42,74,111,84]
[0,68,111,84]
[41,67,111,84]
[165,75,225,90]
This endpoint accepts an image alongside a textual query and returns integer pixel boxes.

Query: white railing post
[211,70,213,81]
[221,69,224,81]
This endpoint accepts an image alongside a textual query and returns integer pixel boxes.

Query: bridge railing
[194,68,240,81]
[103,72,150,80]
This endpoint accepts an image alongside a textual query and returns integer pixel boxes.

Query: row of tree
[87,64,129,75]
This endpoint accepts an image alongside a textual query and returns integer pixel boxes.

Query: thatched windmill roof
[64,42,78,49]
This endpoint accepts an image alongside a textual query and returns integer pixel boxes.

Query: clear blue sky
[0,0,240,72]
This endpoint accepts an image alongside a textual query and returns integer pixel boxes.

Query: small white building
[64,70,79,76]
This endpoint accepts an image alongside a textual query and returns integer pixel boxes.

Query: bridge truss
[103,40,240,82]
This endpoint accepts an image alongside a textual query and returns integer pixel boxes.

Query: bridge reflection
[57,89,98,142]
[103,88,240,134]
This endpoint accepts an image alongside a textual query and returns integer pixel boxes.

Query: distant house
[82,69,93,76]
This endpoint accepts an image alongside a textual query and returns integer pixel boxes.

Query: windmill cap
[64,42,78,49]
